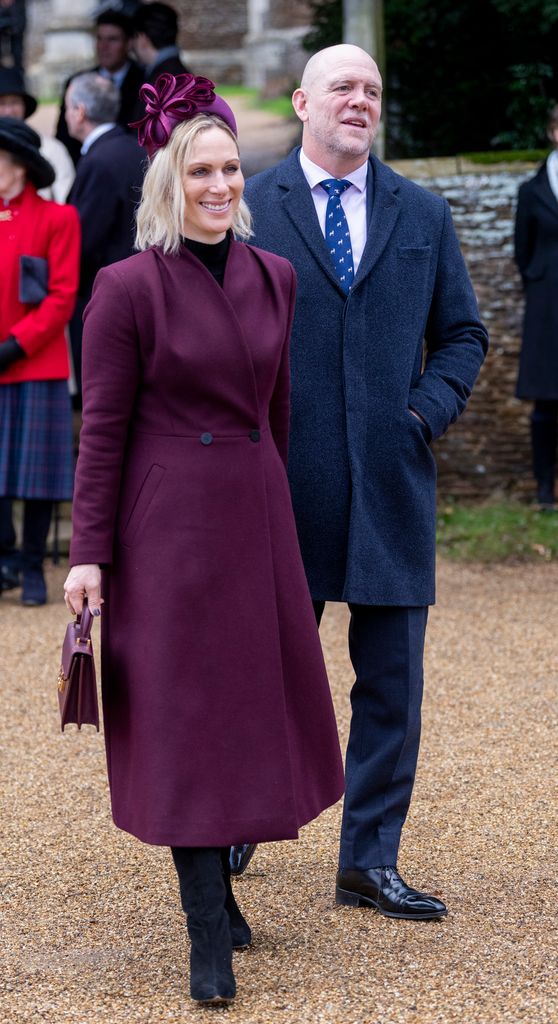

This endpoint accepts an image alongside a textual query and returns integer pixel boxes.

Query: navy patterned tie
[320,178,354,294]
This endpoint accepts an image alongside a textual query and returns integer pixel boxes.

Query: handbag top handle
[76,598,94,643]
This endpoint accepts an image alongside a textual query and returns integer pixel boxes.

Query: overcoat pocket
[121,464,166,546]
[397,246,432,260]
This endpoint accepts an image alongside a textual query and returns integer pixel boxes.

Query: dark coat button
[200,432,213,445]
[249,430,261,442]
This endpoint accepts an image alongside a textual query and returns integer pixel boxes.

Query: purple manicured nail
[92,608,101,616]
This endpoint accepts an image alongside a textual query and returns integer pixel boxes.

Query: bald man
[231,45,488,918]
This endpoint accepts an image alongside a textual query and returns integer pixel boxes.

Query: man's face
[64,86,83,141]
[294,49,382,168]
[0,93,26,119]
[96,24,129,72]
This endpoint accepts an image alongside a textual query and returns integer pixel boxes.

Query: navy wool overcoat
[514,161,558,400]
[69,240,345,847]
[245,151,489,606]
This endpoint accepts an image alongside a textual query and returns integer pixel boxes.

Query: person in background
[65,72,145,400]
[0,67,75,203]
[514,104,558,510]
[63,73,344,1005]
[130,1,188,121]
[232,44,488,916]
[0,0,25,75]
[56,8,144,166]
[0,119,79,605]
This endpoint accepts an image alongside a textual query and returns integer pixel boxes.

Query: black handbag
[19,255,48,304]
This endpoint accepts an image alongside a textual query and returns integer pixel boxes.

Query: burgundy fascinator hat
[130,73,238,158]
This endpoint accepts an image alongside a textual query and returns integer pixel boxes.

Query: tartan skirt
[0,380,74,500]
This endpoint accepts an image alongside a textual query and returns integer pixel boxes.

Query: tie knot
[320,178,352,196]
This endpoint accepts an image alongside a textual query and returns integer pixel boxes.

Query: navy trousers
[314,601,428,869]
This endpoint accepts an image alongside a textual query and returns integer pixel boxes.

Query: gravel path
[1,559,557,1024]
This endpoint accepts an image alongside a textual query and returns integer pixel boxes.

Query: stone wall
[390,159,536,501]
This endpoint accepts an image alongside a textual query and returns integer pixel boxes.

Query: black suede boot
[171,847,236,1004]
[220,848,252,950]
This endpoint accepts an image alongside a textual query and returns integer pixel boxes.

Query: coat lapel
[276,149,347,294]
[353,156,402,288]
[533,162,558,220]
[276,149,402,295]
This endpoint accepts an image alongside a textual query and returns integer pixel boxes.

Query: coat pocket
[397,245,432,260]
[121,464,165,546]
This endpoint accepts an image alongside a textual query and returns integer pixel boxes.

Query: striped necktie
[320,178,354,294]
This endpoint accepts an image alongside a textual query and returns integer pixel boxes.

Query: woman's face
[181,126,244,244]
[0,149,26,200]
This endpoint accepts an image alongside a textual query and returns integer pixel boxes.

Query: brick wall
[391,161,536,501]
[176,0,248,50]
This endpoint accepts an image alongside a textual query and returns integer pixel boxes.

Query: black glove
[0,336,25,372]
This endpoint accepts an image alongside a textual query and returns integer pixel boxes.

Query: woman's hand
[63,564,103,616]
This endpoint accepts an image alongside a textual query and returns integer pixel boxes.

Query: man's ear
[292,88,309,124]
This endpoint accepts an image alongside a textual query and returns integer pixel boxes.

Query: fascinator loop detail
[130,73,238,157]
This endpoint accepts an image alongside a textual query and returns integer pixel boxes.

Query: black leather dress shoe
[229,844,257,876]
[336,865,447,920]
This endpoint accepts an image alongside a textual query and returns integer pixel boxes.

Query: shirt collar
[299,148,368,192]
[98,61,131,89]
[81,122,116,155]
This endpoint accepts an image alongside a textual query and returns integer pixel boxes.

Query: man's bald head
[292,44,382,176]
[300,44,381,93]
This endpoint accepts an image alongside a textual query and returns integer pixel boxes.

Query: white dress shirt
[81,122,117,156]
[546,150,558,205]
[299,148,369,273]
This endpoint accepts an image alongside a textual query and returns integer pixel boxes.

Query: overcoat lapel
[221,241,263,417]
[353,156,402,288]
[276,149,402,295]
[533,163,558,220]
[277,150,347,294]
[153,245,261,419]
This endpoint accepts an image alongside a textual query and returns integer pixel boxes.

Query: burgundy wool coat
[69,239,345,847]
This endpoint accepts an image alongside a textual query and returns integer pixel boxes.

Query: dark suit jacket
[515,160,558,399]
[67,125,146,298]
[56,61,145,166]
[129,53,190,123]
[245,149,488,605]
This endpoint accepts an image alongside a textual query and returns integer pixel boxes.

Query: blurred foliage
[437,501,558,562]
[303,0,343,52]
[303,0,558,157]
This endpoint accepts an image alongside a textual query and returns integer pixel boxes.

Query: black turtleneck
[181,233,231,288]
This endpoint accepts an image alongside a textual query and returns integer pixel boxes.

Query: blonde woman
[63,74,344,1006]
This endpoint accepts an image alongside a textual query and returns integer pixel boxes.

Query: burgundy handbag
[57,599,100,731]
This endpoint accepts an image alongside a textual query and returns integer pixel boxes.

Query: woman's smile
[182,127,244,243]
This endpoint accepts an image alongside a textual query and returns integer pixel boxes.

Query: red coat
[0,182,80,383]
[70,241,344,847]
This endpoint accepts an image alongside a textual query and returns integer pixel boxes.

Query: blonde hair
[135,115,252,254]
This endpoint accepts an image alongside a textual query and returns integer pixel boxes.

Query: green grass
[437,501,558,562]
[459,149,550,164]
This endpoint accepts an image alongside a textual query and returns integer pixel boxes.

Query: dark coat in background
[129,53,189,123]
[244,150,488,606]
[67,125,146,393]
[56,61,145,166]
[69,241,345,847]
[514,161,558,400]
[68,125,145,297]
